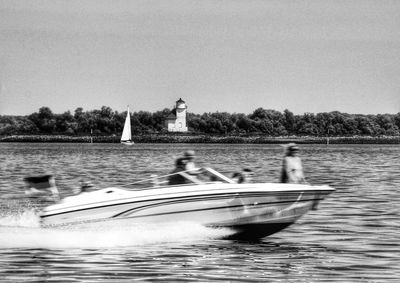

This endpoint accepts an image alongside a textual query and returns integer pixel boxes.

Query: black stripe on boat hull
[113,197,324,219]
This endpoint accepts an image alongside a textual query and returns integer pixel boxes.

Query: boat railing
[204,168,236,184]
[18,168,236,201]
[119,167,235,189]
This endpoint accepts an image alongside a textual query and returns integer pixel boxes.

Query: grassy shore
[1,134,400,144]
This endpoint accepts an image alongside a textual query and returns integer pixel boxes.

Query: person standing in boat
[280,143,307,184]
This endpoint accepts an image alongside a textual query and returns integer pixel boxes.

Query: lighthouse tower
[166,98,188,132]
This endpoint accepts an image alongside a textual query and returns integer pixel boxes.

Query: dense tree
[0,116,38,135]
[55,111,76,133]
[29,107,56,133]
[393,113,400,132]
[236,115,254,133]
[1,106,400,137]
[283,109,295,135]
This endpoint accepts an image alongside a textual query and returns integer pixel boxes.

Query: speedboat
[38,168,335,239]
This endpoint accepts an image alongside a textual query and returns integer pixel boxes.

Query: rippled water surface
[0,143,399,282]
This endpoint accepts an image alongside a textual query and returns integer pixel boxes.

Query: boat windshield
[120,167,235,189]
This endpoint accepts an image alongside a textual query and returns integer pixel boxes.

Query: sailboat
[121,106,134,145]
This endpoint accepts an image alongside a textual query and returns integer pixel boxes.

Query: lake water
[0,143,399,282]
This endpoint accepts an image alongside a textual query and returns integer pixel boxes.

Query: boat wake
[0,209,234,249]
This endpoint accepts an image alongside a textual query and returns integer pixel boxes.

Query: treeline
[1,106,400,137]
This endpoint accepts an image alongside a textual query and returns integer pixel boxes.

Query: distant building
[165,98,188,132]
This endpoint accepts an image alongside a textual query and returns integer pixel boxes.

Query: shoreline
[1,134,400,144]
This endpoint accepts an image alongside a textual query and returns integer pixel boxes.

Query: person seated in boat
[168,157,191,185]
[168,150,203,185]
[183,150,197,172]
[24,174,60,202]
[232,168,254,183]
[74,180,96,194]
[280,143,307,184]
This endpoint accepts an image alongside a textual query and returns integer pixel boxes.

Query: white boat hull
[121,141,134,146]
[40,183,334,239]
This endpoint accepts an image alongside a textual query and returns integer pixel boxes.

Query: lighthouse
[165,98,188,132]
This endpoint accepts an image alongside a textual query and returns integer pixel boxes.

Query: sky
[0,0,399,116]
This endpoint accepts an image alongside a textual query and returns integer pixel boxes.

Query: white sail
[121,107,133,144]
